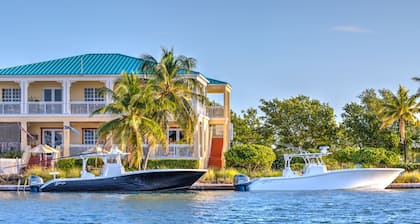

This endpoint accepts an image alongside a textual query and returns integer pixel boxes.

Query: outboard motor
[234,174,250,191]
[29,175,44,192]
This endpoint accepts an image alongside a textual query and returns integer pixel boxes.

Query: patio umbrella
[30,144,60,167]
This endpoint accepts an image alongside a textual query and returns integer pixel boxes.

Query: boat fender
[234,174,251,192]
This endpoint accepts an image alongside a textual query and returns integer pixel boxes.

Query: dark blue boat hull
[40,169,206,192]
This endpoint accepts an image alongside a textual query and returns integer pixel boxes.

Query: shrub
[352,147,400,167]
[0,150,23,158]
[58,158,104,171]
[333,148,358,163]
[57,158,76,171]
[393,163,420,172]
[23,166,59,181]
[225,144,276,172]
[146,159,199,169]
[394,170,420,183]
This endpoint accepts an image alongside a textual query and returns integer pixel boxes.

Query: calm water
[0,190,419,224]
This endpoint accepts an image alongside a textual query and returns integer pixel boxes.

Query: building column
[105,79,115,104]
[20,121,28,151]
[61,80,71,114]
[222,88,231,168]
[63,121,70,157]
[19,80,28,114]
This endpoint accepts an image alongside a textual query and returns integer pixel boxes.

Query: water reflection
[0,190,418,223]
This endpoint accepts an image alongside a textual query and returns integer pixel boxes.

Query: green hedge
[393,163,420,172]
[57,158,104,170]
[0,150,23,158]
[225,144,276,172]
[146,159,199,169]
[58,158,199,170]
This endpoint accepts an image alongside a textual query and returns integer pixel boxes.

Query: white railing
[0,142,21,152]
[28,102,63,114]
[0,102,20,114]
[71,101,106,114]
[145,144,196,159]
[207,106,225,118]
[69,144,96,156]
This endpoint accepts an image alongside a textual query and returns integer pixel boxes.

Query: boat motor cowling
[234,174,250,191]
[29,175,44,192]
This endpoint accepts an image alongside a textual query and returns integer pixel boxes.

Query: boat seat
[81,170,95,179]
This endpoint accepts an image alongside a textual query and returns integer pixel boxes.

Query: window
[2,88,21,102]
[43,88,62,102]
[168,129,184,144]
[83,129,97,145]
[84,88,104,102]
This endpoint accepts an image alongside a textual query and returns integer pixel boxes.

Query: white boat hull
[247,168,404,191]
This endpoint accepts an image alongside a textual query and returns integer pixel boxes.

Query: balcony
[207,106,225,118]
[0,103,20,114]
[28,102,63,114]
[69,144,96,156]
[145,144,196,159]
[70,101,106,114]
[68,144,196,159]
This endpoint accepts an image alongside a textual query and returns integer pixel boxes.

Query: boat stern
[28,175,44,192]
[233,174,251,191]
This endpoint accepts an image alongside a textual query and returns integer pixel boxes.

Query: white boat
[29,146,206,192]
[234,146,404,191]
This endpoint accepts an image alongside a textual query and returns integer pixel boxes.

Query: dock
[0,185,29,191]
[190,183,234,190]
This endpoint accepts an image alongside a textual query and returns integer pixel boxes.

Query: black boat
[29,147,206,192]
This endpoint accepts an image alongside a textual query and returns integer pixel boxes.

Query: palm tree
[94,72,165,169]
[379,85,420,163]
[140,48,207,168]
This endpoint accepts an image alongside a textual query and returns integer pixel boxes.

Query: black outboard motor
[234,174,251,191]
[29,175,44,192]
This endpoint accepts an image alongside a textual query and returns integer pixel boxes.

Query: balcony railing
[70,101,106,114]
[28,102,63,114]
[0,102,20,114]
[68,144,195,159]
[207,106,225,118]
[69,144,96,156]
[0,142,21,153]
[145,144,196,159]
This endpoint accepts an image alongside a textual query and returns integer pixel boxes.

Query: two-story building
[0,54,231,168]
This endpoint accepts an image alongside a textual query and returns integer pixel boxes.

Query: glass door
[42,129,63,148]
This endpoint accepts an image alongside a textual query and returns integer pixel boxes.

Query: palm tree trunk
[399,119,407,164]
[141,145,152,170]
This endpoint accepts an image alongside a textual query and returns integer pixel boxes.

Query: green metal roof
[0,53,229,85]
[0,54,143,75]
[207,78,228,85]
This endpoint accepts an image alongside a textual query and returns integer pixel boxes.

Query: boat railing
[282,146,330,177]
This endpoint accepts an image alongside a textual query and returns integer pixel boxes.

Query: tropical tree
[140,48,206,168]
[340,89,399,150]
[231,108,274,147]
[94,72,165,169]
[260,95,338,149]
[378,85,420,163]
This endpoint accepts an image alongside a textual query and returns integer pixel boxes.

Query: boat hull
[245,168,404,191]
[40,169,206,192]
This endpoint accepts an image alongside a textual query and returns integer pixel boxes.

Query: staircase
[208,137,224,168]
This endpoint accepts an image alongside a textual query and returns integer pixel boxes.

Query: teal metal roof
[207,78,228,85]
[0,53,229,85]
[0,54,143,75]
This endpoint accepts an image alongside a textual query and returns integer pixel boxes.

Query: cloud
[331,25,372,33]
